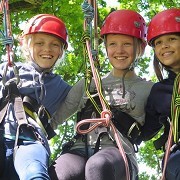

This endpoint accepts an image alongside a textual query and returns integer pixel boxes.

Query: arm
[138,89,163,143]
[50,79,85,129]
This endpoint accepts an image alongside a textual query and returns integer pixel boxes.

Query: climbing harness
[160,73,180,180]
[76,1,130,179]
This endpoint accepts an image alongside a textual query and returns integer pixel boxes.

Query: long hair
[153,54,164,81]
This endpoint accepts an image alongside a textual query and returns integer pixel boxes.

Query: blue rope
[81,0,94,24]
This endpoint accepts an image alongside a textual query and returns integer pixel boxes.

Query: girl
[0,14,71,180]
[49,10,153,180]
[140,8,180,180]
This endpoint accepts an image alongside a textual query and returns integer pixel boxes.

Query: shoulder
[150,80,173,96]
[68,78,85,94]
[131,77,154,91]
[136,77,154,90]
[137,77,154,85]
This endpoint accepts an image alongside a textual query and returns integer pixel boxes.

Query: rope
[76,110,131,180]
[161,73,180,180]
[81,0,108,111]
[160,118,173,180]
[77,1,131,180]
[82,0,99,68]
[0,0,20,85]
[171,73,180,143]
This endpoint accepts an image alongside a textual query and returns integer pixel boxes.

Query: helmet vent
[175,16,180,22]
[134,21,141,28]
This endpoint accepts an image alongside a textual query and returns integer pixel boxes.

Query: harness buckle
[127,122,141,139]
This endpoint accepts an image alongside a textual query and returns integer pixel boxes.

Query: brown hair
[153,54,163,81]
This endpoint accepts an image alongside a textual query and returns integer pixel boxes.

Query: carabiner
[2,62,20,86]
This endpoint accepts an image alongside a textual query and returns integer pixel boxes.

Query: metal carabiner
[2,61,20,86]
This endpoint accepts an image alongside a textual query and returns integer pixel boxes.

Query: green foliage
[49,117,75,163]
[137,129,165,179]
[0,0,178,179]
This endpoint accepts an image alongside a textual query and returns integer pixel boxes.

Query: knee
[19,161,49,180]
[86,155,112,172]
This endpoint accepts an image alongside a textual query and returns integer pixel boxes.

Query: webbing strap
[14,96,28,126]
[0,128,5,176]
[0,102,9,124]
[24,106,48,137]
[13,90,29,160]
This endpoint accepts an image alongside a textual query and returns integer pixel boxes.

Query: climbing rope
[161,73,180,180]
[160,118,173,180]
[171,73,180,143]
[0,0,20,85]
[76,1,130,180]
[81,0,109,112]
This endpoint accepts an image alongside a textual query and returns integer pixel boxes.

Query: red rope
[161,121,173,180]
[1,0,20,85]
[76,110,131,180]
[1,0,13,66]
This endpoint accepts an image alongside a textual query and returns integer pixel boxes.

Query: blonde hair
[20,34,32,61]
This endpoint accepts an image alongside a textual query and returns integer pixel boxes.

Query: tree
[0,0,179,179]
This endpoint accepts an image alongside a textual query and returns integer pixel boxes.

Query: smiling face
[29,33,63,69]
[106,34,136,77]
[154,34,180,73]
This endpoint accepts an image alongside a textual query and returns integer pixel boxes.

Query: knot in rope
[1,36,13,46]
[81,0,94,24]
[0,12,3,25]
[175,96,180,107]
[76,110,111,135]
[85,68,92,80]
[171,73,180,143]
[81,30,90,44]
[76,108,130,180]
[101,109,112,127]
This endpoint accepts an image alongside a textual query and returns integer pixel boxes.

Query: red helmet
[100,9,147,46]
[147,8,180,46]
[22,14,68,48]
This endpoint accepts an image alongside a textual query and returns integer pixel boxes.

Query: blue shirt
[0,62,72,139]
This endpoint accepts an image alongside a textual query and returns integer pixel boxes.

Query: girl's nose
[116,44,125,53]
[43,44,52,51]
[161,41,170,49]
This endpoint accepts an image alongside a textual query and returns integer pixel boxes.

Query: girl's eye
[108,42,116,46]
[52,43,61,47]
[154,40,161,47]
[169,37,176,41]
[124,42,132,46]
[35,42,43,46]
